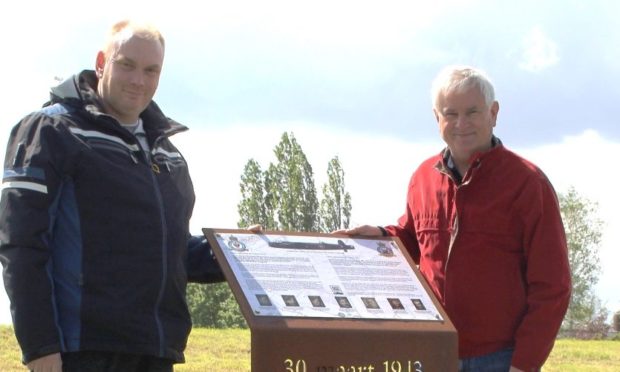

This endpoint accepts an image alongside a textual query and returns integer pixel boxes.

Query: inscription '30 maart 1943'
[284,358,424,372]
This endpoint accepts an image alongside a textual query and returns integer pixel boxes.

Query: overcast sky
[1,0,619,325]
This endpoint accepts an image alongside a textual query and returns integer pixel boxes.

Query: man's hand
[509,366,524,372]
[332,225,383,236]
[26,353,62,372]
[246,224,263,232]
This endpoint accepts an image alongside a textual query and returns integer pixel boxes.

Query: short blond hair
[103,19,165,57]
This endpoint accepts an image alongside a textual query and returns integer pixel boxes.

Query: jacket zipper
[149,167,168,357]
[439,161,477,301]
[447,214,459,269]
[131,125,187,357]
[142,132,185,358]
[133,131,169,357]
[444,181,459,303]
[436,163,471,301]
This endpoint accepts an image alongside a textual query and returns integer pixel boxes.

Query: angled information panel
[203,228,457,372]
[210,230,442,321]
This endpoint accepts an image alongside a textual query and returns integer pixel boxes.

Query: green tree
[267,132,319,232]
[237,159,270,229]
[262,163,279,230]
[559,186,605,333]
[186,282,247,328]
[237,133,319,231]
[319,156,352,232]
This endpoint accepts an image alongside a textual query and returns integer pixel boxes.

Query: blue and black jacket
[0,70,224,364]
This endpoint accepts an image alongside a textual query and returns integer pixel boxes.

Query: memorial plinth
[203,229,458,372]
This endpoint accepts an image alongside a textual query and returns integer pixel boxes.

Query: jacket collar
[438,136,503,183]
[441,136,502,166]
[48,70,187,138]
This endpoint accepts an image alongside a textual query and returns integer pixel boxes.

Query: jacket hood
[49,70,99,104]
[50,75,82,101]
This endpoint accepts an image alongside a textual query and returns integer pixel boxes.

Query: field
[1,326,619,371]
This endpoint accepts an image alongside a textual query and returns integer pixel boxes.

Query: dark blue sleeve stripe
[3,167,46,180]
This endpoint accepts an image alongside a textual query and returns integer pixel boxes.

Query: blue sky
[1,0,619,324]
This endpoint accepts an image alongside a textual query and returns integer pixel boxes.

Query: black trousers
[60,351,174,372]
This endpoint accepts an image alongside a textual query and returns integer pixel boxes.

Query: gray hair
[431,65,496,109]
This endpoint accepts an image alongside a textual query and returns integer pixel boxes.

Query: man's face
[96,35,164,124]
[434,86,499,162]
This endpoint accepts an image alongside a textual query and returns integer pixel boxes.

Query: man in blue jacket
[0,20,224,371]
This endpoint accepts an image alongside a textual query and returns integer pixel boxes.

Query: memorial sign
[203,228,458,372]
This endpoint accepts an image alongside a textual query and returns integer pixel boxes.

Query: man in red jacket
[337,65,571,372]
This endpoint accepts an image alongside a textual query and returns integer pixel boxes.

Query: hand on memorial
[27,352,62,372]
[247,224,263,232]
[332,225,382,236]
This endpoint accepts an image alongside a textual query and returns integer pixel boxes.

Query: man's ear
[490,101,499,126]
[95,51,106,78]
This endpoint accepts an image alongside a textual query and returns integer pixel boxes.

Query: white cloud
[518,26,560,72]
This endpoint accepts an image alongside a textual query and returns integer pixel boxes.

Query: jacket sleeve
[511,174,571,370]
[186,235,225,283]
[0,111,72,363]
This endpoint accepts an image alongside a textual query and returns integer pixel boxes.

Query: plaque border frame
[202,228,455,331]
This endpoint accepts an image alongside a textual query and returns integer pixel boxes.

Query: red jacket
[386,144,571,371]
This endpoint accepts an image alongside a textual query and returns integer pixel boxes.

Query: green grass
[1,326,619,371]
[0,326,22,371]
[543,339,620,371]
[176,328,251,372]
